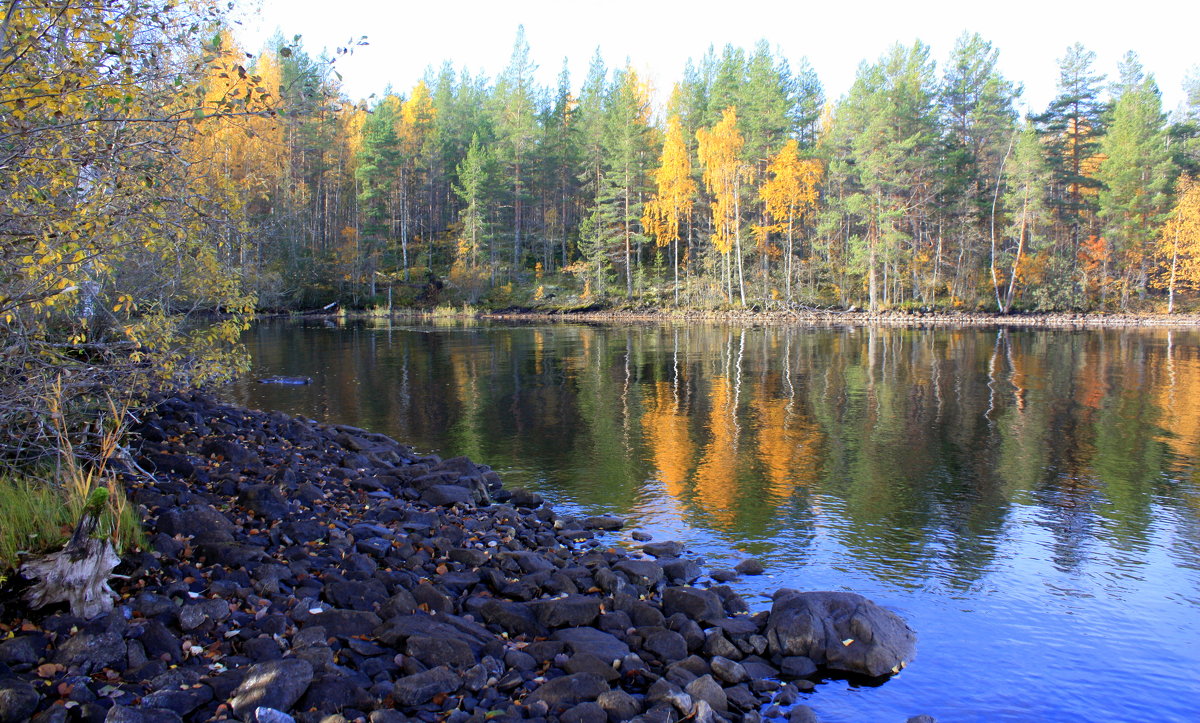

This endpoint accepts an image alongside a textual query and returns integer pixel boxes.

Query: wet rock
[392,666,461,706]
[228,659,315,719]
[582,515,625,531]
[765,590,916,677]
[734,559,765,576]
[788,705,820,723]
[509,489,543,508]
[709,568,739,583]
[0,679,39,723]
[906,716,937,723]
[641,541,684,558]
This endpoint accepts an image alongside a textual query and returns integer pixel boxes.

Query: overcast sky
[233,0,1197,116]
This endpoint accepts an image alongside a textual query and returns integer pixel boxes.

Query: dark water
[223,319,1200,722]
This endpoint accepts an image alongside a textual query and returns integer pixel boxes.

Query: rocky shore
[0,393,921,723]
[477,307,1200,328]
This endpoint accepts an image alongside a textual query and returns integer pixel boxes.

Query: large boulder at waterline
[765,589,916,677]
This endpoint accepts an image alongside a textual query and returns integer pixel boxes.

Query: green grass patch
[0,473,145,581]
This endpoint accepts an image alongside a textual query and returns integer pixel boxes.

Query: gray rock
[780,656,817,679]
[0,635,43,666]
[765,590,916,677]
[305,609,380,639]
[709,655,749,684]
[660,558,702,583]
[525,672,609,709]
[709,568,740,583]
[734,559,766,576]
[662,587,724,623]
[0,679,39,723]
[228,659,314,718]
[614,560,664,587]
[238,484,289,518]
[641,629,689,663]
[564,653,620,683]
[421,484,475,507]
[405,635,476,668]
[449,547,489,567]
[250,710,296,723]
[562,701,609,723]
[788,705,820,723]
[139,685,213,717]
[392,666,462,706]
[552,627,631,664]
[509,489,544,508]
[685,675,727,713]
[530,594,601,628]
[582,515,626,530]
[53,630,126,673]
[597,689,642,721]
[103,707,183,723]
[906,717,937,723]
[480,600,548,638]
[641,541,683,558]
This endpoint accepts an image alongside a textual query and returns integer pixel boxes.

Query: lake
[222,319,1200,722]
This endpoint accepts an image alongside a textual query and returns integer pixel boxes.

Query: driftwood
[21,488,119,619]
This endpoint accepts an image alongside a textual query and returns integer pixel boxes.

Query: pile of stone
[0,392,920,723]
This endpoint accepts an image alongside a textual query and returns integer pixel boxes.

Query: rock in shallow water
[766,589,916,677]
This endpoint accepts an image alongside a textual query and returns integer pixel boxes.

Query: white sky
[233,0,1197,116]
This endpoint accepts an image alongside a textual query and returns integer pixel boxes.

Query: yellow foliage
[696,108,746,256]
[643,115,697,248]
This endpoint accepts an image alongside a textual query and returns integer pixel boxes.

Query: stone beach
[0,392,920,723]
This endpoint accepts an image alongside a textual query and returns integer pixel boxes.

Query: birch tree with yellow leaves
[697,107,750,305]
[643,115,697,304]
[1158,176,1200,313]
[760,139,823,302]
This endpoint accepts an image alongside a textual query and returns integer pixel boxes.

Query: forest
[189,28,1200,316]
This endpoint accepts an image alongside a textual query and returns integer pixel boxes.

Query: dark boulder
[228,659,315,719]
[765,590,916,677]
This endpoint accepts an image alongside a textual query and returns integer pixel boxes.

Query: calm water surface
[223,320,1200,722]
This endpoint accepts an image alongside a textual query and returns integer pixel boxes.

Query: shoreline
[0,393,921,723]
[269,308,1200,329]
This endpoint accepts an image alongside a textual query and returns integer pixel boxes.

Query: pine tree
[1098,54,1173,308]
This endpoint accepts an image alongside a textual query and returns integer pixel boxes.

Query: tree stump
[20,488,120,619]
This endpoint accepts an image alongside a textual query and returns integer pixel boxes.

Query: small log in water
[21,488,119,619]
